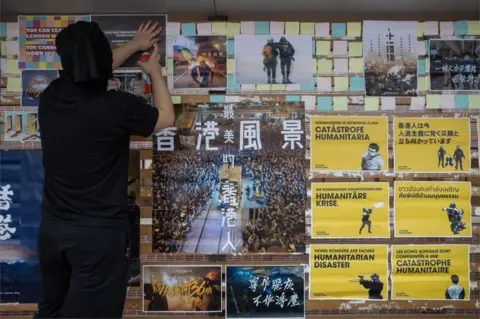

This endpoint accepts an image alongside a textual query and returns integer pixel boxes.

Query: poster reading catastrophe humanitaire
[391,245,470,300]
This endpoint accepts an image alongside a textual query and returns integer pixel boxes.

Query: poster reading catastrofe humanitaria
[151,102,306,254]
[226,266,305,319]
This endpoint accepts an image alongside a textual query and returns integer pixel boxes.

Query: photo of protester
[151,102,306,254]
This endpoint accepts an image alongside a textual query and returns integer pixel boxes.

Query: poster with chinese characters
[391,245,470,300]
[311,182,390,238]
[142,265,222,312]
[226,265,305,319]
[393,117,471,173]
[394,181,472,238]
[310,116,388,172]
[309,245,388,300]
[152,102,306,254]
[429,39,480,91]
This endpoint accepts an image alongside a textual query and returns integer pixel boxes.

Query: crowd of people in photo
[364,60,417,96]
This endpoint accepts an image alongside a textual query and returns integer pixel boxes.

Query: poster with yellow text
[393,117,471,173]
[392,245,470,300]
[311,183,390,238]
[394,181,472,237]
[310,116,389,172]
[309,245,388,300]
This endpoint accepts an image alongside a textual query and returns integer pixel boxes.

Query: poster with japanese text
[311,182,390,238]
[18,15,90,69]
[143,265,222,312]
[152,102,306,254]
[310,116,388,172]
[393,117,471,173]
[226,265,305,319]
[391,245,470,300]
[394,181,472,237]
[309,245,388,300]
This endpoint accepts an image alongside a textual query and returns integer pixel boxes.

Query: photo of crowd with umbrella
[151,102,307,254]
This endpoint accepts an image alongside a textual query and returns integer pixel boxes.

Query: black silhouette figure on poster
[442,202,466,235]
[438,145,446,167]
[262,37,295,84]
[436,145,465,171]
[445,275,466,300]
[453,145,465,171]
[359,208,374,234]
[358,273,384,300]
[361,143,384,171]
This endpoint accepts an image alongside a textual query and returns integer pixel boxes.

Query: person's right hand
[138,44,163,77]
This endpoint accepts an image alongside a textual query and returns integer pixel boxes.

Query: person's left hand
[132,21,163,51]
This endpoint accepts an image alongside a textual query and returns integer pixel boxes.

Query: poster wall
[311,182,390,238]
[363,21,418,97]
[310,116,388,172]
[394,181,472,237]
[309,245,388,300]
[226,265,305,319]
[4,111,40,142]
[393,117,471,173]
[391,245,470,300]
[151,102,306,254]
[143,265,222,312]
[21,70,59,107]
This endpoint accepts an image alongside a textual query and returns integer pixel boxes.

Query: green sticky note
[426,94,441,109]
[0,41,6,55]
[468,94,480,109]
[468,21,480,35]
[285,22,300,34]
[162,67,168,76]
[333,96,348,110]
[6,59,19,74]
[418,76,426,91]
[348,42,362,57]
[6,76,21,92]
[212,22,227,35]
[271,84,286,90]
[334,76,349,91]
[312,59,317,74]
[227,22,241,37]
[316,41,330,56]
[171,96,182,104]
[317,59,333,74]
[256,84,271,91]
[418,23,424,37]
[167,58,174,72]
[349,58,363,73]
[300,22,315,35]
[347,22,361,37]
[227,59,235,73]
[365,97,380,111]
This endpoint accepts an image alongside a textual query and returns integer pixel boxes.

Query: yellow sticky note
[334,76,349,91]
[167,58,174,73]
[171,96,182,104]
[317,59,333,74]
[212,22,227,35]
[426,94,440,109]
[418,76,426,91]
[271,84,286,90]
[468,95,480,109]
[316,41,330,56]
[348,42,362,57]
[300,22,315,35]
[349,58,363,73]
[6,76,21,93]
[0,41,6,55]
[365,97,380,111]
[418,23,424,37]
[312,59,318,74]
[227,59,235,73]
[468,21,480,35]
[333,96,348,110]
[425,76,430,91]
[285,22,300,34]
[6,59,19,75]
[256,84,271,91]
[347,22,361,37]
[226,22,240,37]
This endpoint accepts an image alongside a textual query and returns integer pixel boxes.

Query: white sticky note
[439,21,454,36]
[6,23,19,38]
[333,41,348,56]
[416,41,426,56]
[410,96,426,110]
[424,21,439,36]
[315,23,330,37]
[6,41,18,55]
[286,83,301,91]
[225,96,241,102]
[240,21,255,34]
[301,95,317,111]
[270,21,285,34]
[440,94,455,109]
[166,37,174,57]
[316,77,332,92]
[241,84,256,91]
[197,23,212,35]
[333,58,348,74]
[380,97,396,110]
[167,22,181,35]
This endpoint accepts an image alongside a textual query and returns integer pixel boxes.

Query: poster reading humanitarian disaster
[309,245,388,300]
[4,111,40,142]
[394,181,472,237]
[310,116,388,172]
[234,35,313,84]
[143,265,222,312]
[393,117,471,173]
[21,70,59,107]
[363,21,418,96]
[391,245,470,300]
[172,36,227,89]
[311,183,390,238]
[91,14,167,67]
[226,266,305,319]
[429,39,480,91]
[18,15,90,69]
[151,102,306,254]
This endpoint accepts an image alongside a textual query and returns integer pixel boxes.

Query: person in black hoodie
[35,21,174,318]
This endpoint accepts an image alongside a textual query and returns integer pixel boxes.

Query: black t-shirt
[38,77,159,228]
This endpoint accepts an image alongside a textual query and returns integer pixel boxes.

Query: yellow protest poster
[394,181,472,237]
[393,117,471,173]
[310,116,389,172]
[309,245,388,300]
[311,182,390,238]
[392,245,470,300]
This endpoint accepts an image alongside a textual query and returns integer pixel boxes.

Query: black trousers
[36,220,129,318]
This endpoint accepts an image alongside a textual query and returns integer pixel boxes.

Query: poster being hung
[109,71,143,95]
[21,70,59,107]
[4,111,40,142]
[151,102,306,254]
[18,15,90,69]
[429,39,480,91]
[226,265,305,319]
[393,117,471,173]
[311,182,390,238]
[309,245,388,300]
[391,245,470,300]
[363,21,418,96]
[143,265,222,312]
[394,181,472,237]
[91,14,167,67]
[310,116,388,172]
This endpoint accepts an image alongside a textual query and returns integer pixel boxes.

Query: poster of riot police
[151,102,306,254]
[234,35,313,84]
[226,265,305,319]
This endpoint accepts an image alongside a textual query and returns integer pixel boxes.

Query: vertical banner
[310,116,388,172]
[394,181,472,237]
[311,182,390,238]
[226,265,305,319]
[18,15,90,69]
[363,21,418,96]
[143,265,222,312]
[152,102,306,254]
[392,245,470,300]
[309,245,388,300]
[393,117,471,173]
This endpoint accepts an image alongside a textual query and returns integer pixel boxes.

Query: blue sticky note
[317,96,332,111]
[286,95,301,102]
[312,39,316,55]
[181,23,196,36]
[227,39,235,56]
[454,21,468,36]
[454,95,469,109]
[332,23,346,38]
[349,76,364,92]
[0,23,5,38]
[255,21,270,35]
[210,95,225,103]
[300,78,315,91]
[227,75,240,91]
[418,60,426,74]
